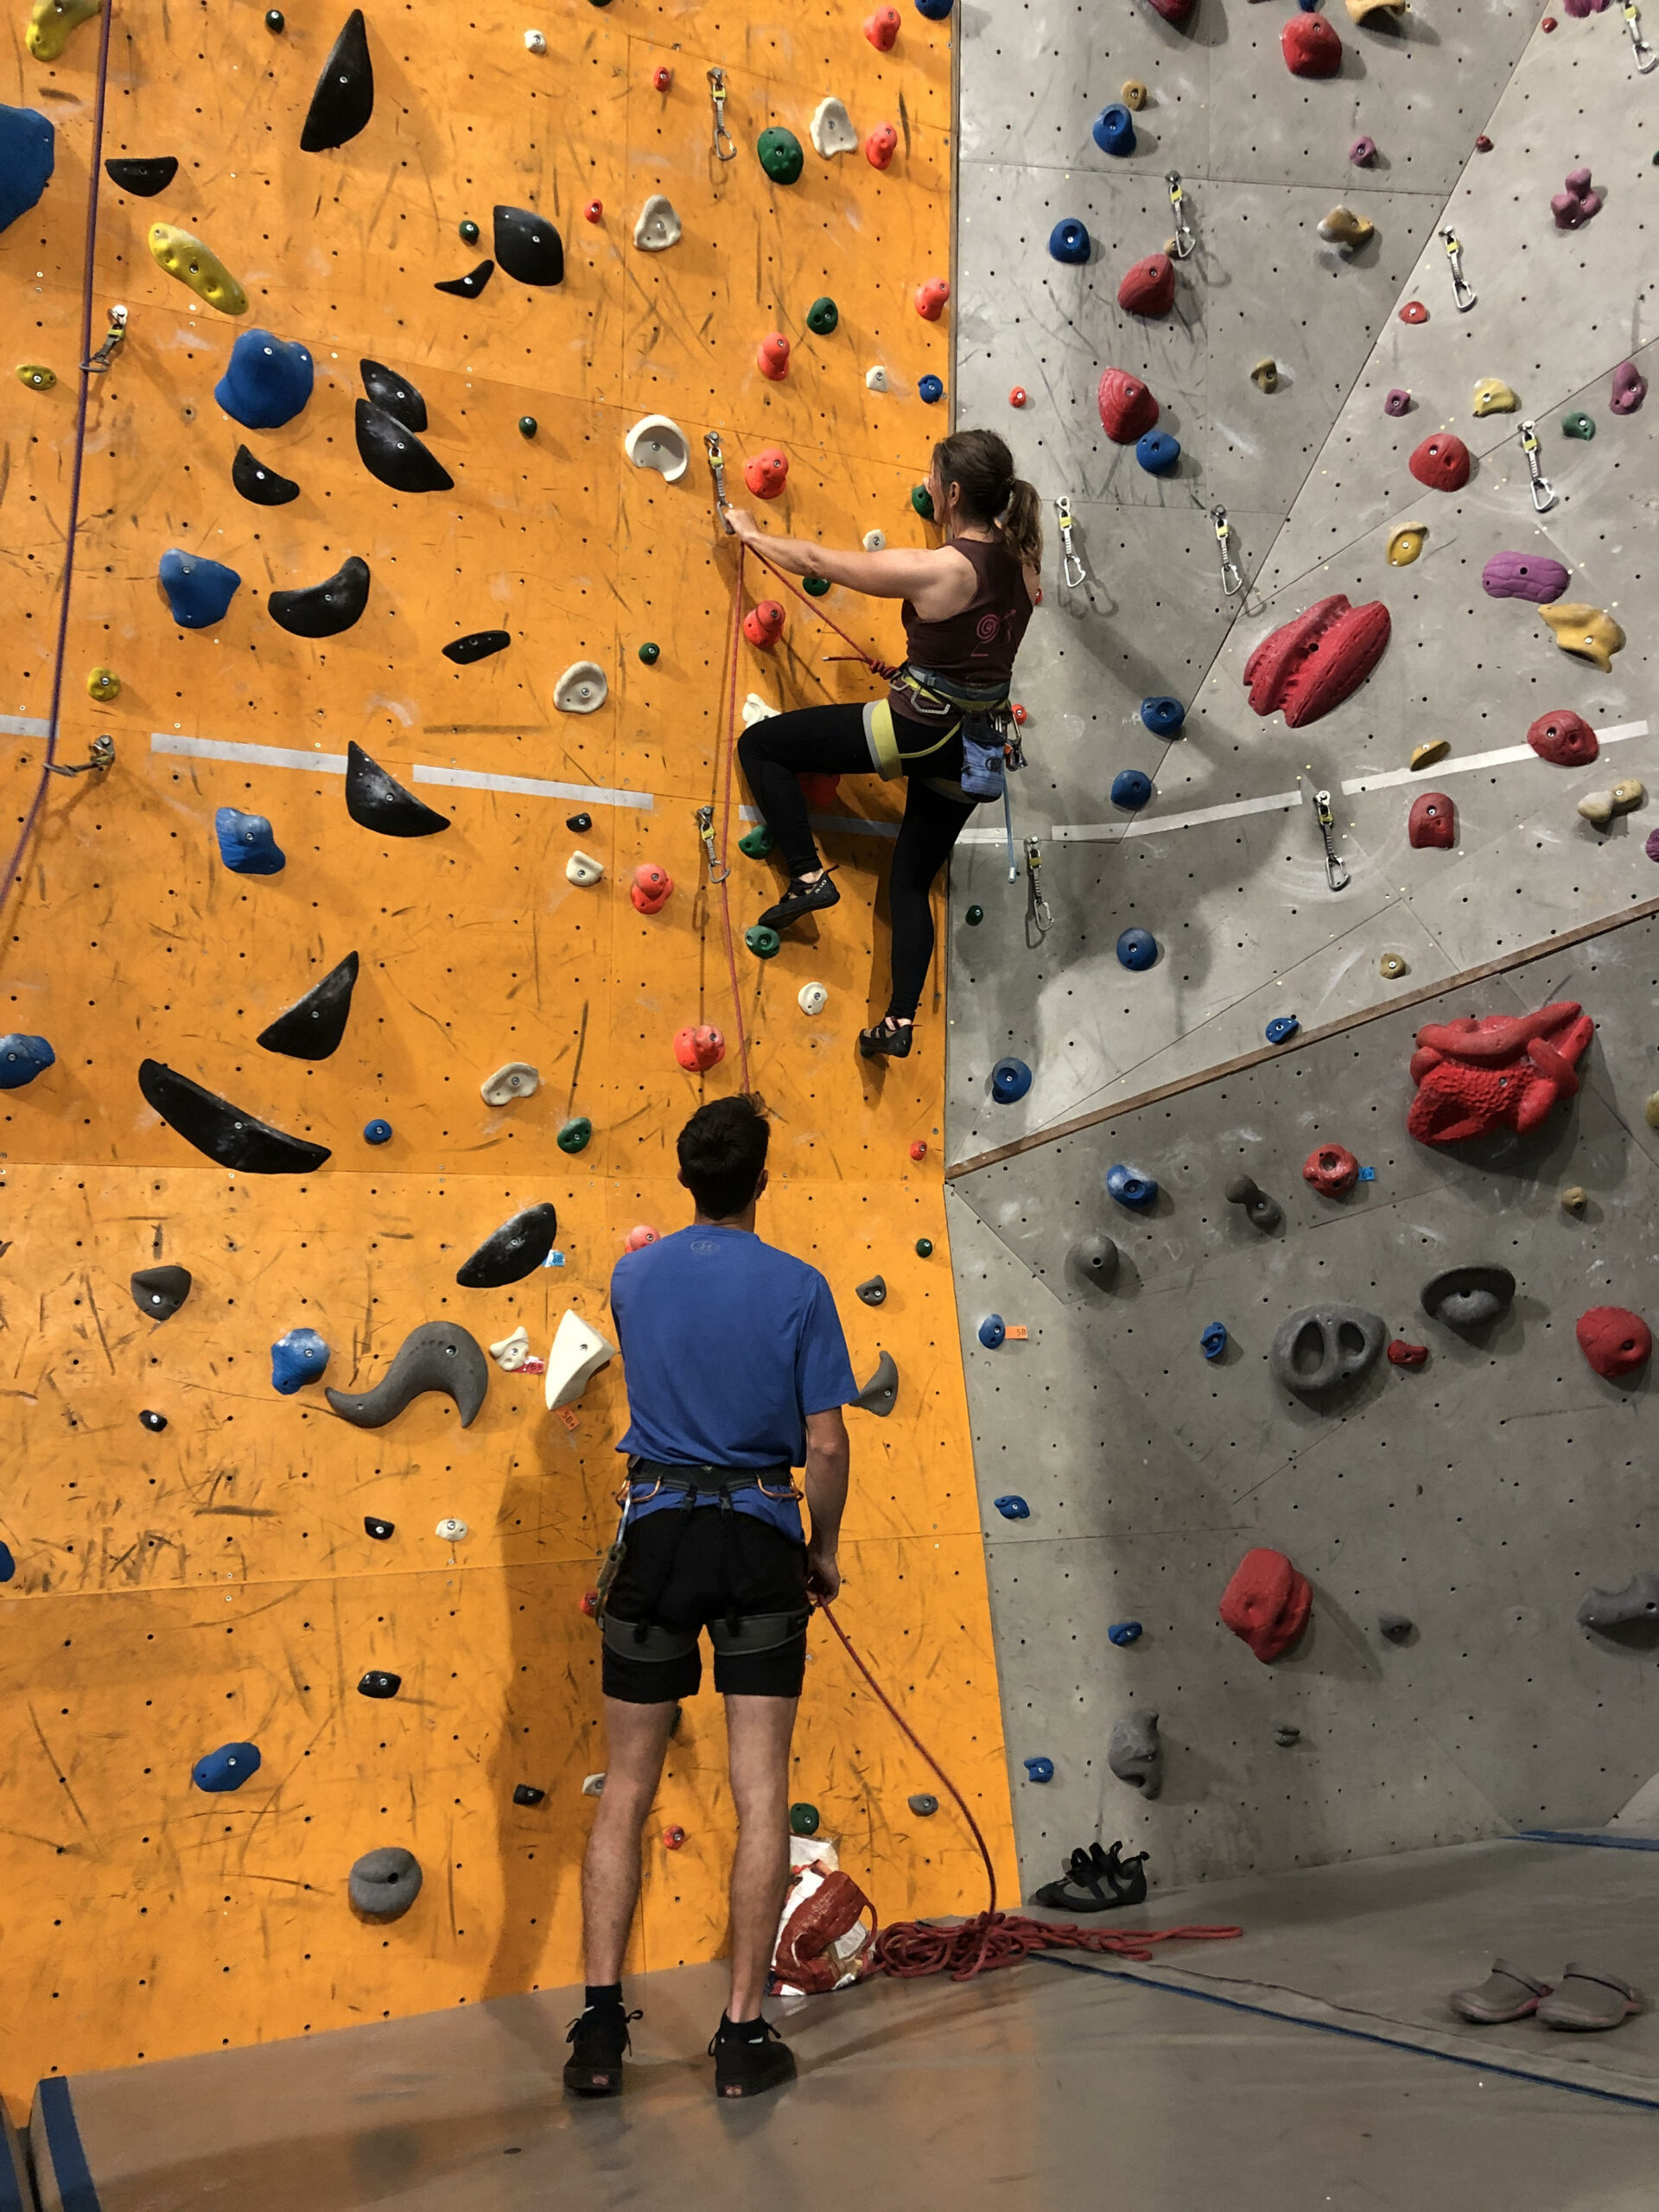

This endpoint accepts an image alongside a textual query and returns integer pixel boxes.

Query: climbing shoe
[757,871,840,932]
[563,2002,641,2096]
[1031,1840,1149,1915]
[709,2012,797,2100]
[859,1016,913,1060]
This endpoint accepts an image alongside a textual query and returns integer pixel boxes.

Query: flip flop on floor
[1536,1963,1644,2031]
[1031,1840,1148,1915]
[1448,1960,1552,2024]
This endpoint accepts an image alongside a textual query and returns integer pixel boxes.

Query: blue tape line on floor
[34,2080,101,2212]
[1510,1829,1659,1853]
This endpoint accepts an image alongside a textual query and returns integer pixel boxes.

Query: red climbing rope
[817,1599,1243,1982]
[740,537,899,680]
[711,540,753,1092]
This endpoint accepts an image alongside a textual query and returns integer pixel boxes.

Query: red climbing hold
[1303,1141,1360,1197]
[1408,791,1456,849]
[1408,432,1471,492]
[652,64,672,90]
[865,122,898,168]
[663,1826,686,1850]
[757,332,791,381]
[1010,702,1027,725]
[1096,367,1160,443]
[1577,1306,1652,1379]
[800,772,842,808]
[625,1224,658,1251]
[914,276,950,321]
[1399,300,1428,324]
[1476,134,1494,151]
[583,200,603,224]
[1117,251,1176,318]
[1243,594,1391,728]
[673,1025,726,1072]
[1407,1001,1595,1146]
[743,599,785,648]
[1220,1548,1313,1663]
[1008,385,1027,408]
[1281,13,1342,74]
[1528,709,1599,766]
[1388,1340,1429,1367]
[744,448,789,499]
[580,1587,601,1617]
[1541,15,1557,27]
[631,862,674,914]
[864,4,900,47]
[909,1139,927,1160]
[1142,0,1195,21]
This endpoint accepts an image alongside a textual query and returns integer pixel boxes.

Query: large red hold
[1577,1306,1652,1379]
[1527,709,1599,766]
[1408,432,1471,492]
[1243,594,1391,728]
[1407,1001,1595,1146]
[1303,1141,1359,1196]
[1282,13,1342,73]
[1117,252,1175,317]
[1220,1548,1313,1663]
[1097,367,1160,443]
[1408,791,1456,849]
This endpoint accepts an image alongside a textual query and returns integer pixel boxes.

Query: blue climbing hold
[214,806,284,876]
[978,1314,1007,1349]
[994,1495,1031,1519]
[193,1741,262,1794]
[0,1034,54,1089]
[914,0,954,17]
[160,549,241,630]
[1022,1757,1055,1783]
[1116,927,1157,971]
[1106,1163,1158,1210]
[0,104,54,236]
[0,1541,14,1584]
[1265,1014,1300,1045]
[1201,1320,1229,1360]
[991,1056,1033,1104]
[1107,1620,1142,1646]
[1136,429,1181,475]
[1141,696,1186,736]
[363,1118,393,1145]
[270,1326,329,1395]
[1048,218,1090,264]
[215,328,315,429]
[1111,769,1153,810]
[1092,104,1135,157]
[918,374,944,404]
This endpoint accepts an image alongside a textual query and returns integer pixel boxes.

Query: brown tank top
[894,537,1033,720]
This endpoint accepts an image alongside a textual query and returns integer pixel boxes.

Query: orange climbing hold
[743,600,786,647]
[1009,386,1027,408]
[866,123,898,168]
[744,448,789,499]
[673,1026,726,1072]
[757,332,791,380]
[914,276,950,320]
[631,863,674,914]
[864,4,900,46]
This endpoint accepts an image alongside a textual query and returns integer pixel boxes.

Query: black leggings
[736,702,976,1023]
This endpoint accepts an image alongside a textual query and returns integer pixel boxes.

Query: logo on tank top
[976,612,1001,642]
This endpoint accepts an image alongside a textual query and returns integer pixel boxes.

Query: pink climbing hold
[1646,826,1659,862]
[625,1224,658,1252]
[1527,709,1599,766]
[1350,136,1376,165]
[1408,791,1456,849]
[865,122,898,168]
[743,599,785,648]
[1408,432,1471,492]
[1096,367,1160,443]
[1561,0,1610,16]
[1281,13,1342,75]
[1303,1141,1360,1197]
[757,332,791,381]
[1399,300,1428,325]
[631,862,673,914]
[1142,0,1196,21]
[1551,167,1601,229]
[1243,594,1391,728]
[673,1024,726,1073]
[864,4,900,47]
[1407,1001,1595,1146]
[1219,1548,1313,1663]
[1611,361,1648,415]
[1577,1306,1651,1379]
[1117,251,1175,317]
[914,276,950,321]
[744,448,789,499]
[1482,551,1571,604]
[1384,387,1411,416]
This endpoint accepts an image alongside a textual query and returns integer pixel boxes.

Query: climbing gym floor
[30,1840,1659,2212]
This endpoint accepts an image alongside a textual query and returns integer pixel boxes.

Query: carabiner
[82,302,128,374]
[695,804,729,885]
[1055,493,1086,588]
[1440,229,1476,314]
[1023,836,1052,941]
[46,734,115,779]
[1165,170,1196,261]
[704,430,734,531]
[1313,790,1349,893]
[1625,0,1657,71]
[708,67,738,158]
[1517,420,1556,515]
[1211,505,1243,597]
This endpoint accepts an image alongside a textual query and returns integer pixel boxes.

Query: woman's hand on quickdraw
[723,505,762,543]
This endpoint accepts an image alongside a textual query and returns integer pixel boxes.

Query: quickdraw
[708,67,738,158]
[1055,493,1085,588]
[1314,789,1349,892]
[1517,420,1556,515]
[82,302,127,374]
[1166,170,1196,261]
[695,802,729,884]
[1211,504,1243,597]
[1624,0,1656,73]
[704,429,734,529]
[1023,836,1051,936]
[1440,228,1476,314]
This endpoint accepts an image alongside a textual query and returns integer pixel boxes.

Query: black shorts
[601,1506,810,1703]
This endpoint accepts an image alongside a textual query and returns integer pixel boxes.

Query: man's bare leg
[723,1694,798,2018]
[582,1695,678,1983]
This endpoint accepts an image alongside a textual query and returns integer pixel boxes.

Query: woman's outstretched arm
[721,505,970,607]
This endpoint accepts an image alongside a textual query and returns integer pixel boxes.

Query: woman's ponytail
[995,477,1044,569]
[931,429,1045,570]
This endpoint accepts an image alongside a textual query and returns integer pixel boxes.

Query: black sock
[720,2011,768,2041]
[586,1982,624,2014]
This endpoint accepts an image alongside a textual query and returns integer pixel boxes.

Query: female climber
[726,428,1041,1060]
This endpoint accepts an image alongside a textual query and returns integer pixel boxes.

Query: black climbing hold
[435,260,493,298]
[268,554,371,639]
[455,1201,558,1288]
[1225,1173,1283,1233]
[908,1793,939,1816]
[348,1845,423,1920]
[265,7,284,27]
[0,1542,13,1584]
[518,415,537,437]
[354,401,454,494]
[359,359,427,431]
[300,9,374,154]
[130,1264,192,1321]
[326,1319,490,1430]
[566,812,592,833]
[493,204,564,287]
[232,442,300,506]
[104,156,179,197]
[442,629,510,665]
[852,1350,899,1417]
[512,1783,546,1807]
[1421,1264,1516,1330]
[346,741,449,838]
[138,1058,332,1174]
[364,1516,395,1541]
[459,219,480,246]
[855,1276,887,1306]
[1274,1726,1301,1748]
[1378,1612,1414,1643]
[357,1670,402,1699]
[965,904,984,925]
[1268,1304,1387,1395]
[915,1238,933,1258]
[139,1408,168,1432]
[257,950,360,1060]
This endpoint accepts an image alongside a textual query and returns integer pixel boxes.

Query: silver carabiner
[1518,420,1556,515]
[1023,836,1052,940]
[1054,493,1086,588]
[82,302,128,374]
[1625,0,1658,71]
[1165,170,1196,261]
[708,67,738,158]
[1440,228,1476,314]
[1314,790,1349,893]
[695,804,729,885]
[704,430,734,531]
[1211,505,1243,596]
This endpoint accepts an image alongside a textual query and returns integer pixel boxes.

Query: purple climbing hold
[1611,361,1648,415]
[1561,0,1610,14]
[1349,136,1376,165]
[1481,551,1571,604]
[1384,388,1411,417]
[1551,167,1602,229]
[1646,826,1659,862]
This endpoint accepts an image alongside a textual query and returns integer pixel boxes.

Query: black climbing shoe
[563,2003,641,2096]
[709,2013,797,2100]
[1031,1840,1149,1915]
[859,1016,913,1061]
[758,871,840,933]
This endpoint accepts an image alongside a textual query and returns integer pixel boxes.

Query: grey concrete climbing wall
[950,0,1659,1892]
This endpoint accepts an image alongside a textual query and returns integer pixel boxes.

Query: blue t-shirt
[609,1225,856,1540]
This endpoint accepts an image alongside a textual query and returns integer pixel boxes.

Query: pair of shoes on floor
[1449,1958,1644,2031]
[758,869,840,933]
[1030,1840,1149,1915]
[858,1015,913,1061]
[563,2004,796,2099]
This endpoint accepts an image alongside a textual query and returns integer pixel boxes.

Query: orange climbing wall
[0,0,1014,2107]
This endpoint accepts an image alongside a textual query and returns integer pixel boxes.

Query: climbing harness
[1211,504,1243,597]
[707,67,738,158]
[1440,228,1476,314]
[1518,420,1557,515]
[596,1460,804,1649]
[1023,836,1051,940]
[1055,493,1086,588]
[81,302,127,374]
[1314,789,1349,892]
[1165,170,1196,261]
[1624,0,1657,73]
[695,802,729,884]
[46,734,114,779]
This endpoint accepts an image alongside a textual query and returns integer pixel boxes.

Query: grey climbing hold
[1071,1232,1119,1290]
[1577,1574,1659,1631]
[359,358,426,430]
[357,1670,401,1699]
[1274,1725,1301,1748]
[130,1264,191,1320]
[494,204,564,286]
[138,1059,331,1174]
[348,1845,423,1921]
[346,741,448,837]
[326,1320,489,1430]
[257,950,359,1059]
[855,1276,887,1306]
[301,9,374,153]
[455,1201,558,1288]
[852,1350,899,1417]
[1378,1612,1414,1643]
[231,443,300,505]
[354,401,454,493]
[1224,1173,1282,1233]
[269,554,370,639]
[1107,1711,1162,1798]
[907,1793,939,1816]
[1268,1304,1387,1395]
[1421,1264,1515,1330]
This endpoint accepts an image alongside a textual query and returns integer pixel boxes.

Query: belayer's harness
[596,1459,811,1662]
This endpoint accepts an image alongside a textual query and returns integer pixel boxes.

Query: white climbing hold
[436,1517,468,1543]
[624,414,690,482]
[798,982,828,1014]
[480,1060,539,1107]
[810,98,860,159]
[865,365,891,392]
[524,27,546,51]
[862,529,887,551]
[741,692,780,726]
[565,849,605,886]
[544,1308,618,1410]
[555,661,609,715]
[491,1325,532,1372]
[582,1772,607,1796]
[632,194,683,251]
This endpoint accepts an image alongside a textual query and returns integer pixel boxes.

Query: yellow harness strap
[868,696,965,783]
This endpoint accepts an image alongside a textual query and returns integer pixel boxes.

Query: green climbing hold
[639,641,660,664]
[758,127,805,185]
[804,575,830,598]
[915,1237,934,1258]
[965,904,984,925]
[518,415,537,439]
[912,484,936,520]
[788,1802,821,1837]
[805,296,839,335]
[746,924,782,959]
[556,1116,593,1154]
[459,219,480,245]
[1562,410,1596,441]
[739,825,776,859]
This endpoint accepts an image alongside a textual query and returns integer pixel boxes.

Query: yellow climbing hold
[1250,358,1280,392]
[1318,207,1374,251]
[1645,1092,1659,1131]
[1379,951,1408,979]
[1346,0,1407,17]
[26,0,100,60]
[1121,79,1147,109]
[1387,521,1427,567]
[15,364,55,391]
[86,667,119,702]
[147,223,248,317]
[1411,739,1450,771]
[1539,601,1625,673]
[1471,377,1518,417]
